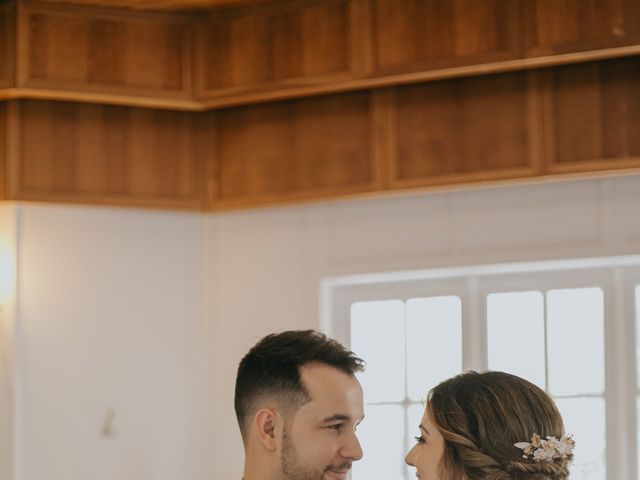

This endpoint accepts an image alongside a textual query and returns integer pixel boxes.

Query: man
[234,329,365,480]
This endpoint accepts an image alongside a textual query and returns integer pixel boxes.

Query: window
[350,297,462,480]
[324,257,640,480]
[487,288,606,480]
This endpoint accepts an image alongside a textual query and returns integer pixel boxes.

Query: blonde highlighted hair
[428,371,572,480]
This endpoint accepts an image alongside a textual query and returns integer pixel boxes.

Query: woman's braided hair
[428,371,573,480]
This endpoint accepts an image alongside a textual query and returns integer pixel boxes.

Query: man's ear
[253,408,282,451]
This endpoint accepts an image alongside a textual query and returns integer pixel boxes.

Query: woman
[405,371,574,480]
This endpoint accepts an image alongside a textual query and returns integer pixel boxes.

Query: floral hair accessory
[514,433,575,462]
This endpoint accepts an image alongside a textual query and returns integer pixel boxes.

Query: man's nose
[342,431,364,461]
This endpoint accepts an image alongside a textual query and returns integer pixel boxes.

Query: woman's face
[405,407,446,480]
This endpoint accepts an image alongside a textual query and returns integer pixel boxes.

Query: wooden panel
[213,90,377,205]
[372,0,522,75]
[545,56,640,173]
[196,0,370,97]
[7,100,206,209]
[388,70,538,187]
[17,1,191,98]
[36,0,272,10]
[0,2,16,89]
[525,0,640,56]
[0,103,6,200]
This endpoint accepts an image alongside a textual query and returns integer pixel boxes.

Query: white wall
[4,174,640,480]
[14,205,205,480]
[0,205,17,480]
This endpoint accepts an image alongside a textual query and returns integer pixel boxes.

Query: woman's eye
[414,435,425,444]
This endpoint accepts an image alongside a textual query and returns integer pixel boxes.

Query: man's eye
[414,435,425,444]
[328,424,342,431]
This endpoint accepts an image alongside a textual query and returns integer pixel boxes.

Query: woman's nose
[405,445,417,466]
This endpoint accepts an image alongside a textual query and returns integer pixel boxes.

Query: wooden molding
[0,87,202,110]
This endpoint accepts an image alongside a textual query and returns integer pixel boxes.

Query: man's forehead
[299,362,360,389]
[298,363,364,416]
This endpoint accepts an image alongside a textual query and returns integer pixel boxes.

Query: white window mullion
[602,268,639,480]
[463,276,486,372]
[603,272,623,480]
[620,269,640,480]
[543,289,550,391]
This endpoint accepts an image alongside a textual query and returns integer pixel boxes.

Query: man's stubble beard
[280,427,326,480]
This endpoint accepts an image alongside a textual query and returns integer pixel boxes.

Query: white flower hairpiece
[514,433,575,462]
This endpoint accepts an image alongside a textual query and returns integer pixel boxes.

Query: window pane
[555,397,606,480]
[487,291,545,389]
[406,296,462,401]
[351,300,405,402]
[352,405,404,480]
[547,288,604,396]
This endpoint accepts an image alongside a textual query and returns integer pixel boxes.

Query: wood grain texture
[525,0,640,56]
[213,90,377,206]
[545,56,640,173]
[372,0,522,75]
[0,102,6,200]
[196,0,370,98]
[387,70,537,187]
[34,0,272,10]
[0,2,16,89]
[2,0,640,111]
[7,99,207,208]
[17,1,192,98]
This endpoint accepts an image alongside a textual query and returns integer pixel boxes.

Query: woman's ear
[254,408,281,451]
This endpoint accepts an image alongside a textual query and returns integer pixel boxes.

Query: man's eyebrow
[322,414,351,422]
[322,413,366,424]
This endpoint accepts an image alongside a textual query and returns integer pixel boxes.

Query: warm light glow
[0,239,16,305]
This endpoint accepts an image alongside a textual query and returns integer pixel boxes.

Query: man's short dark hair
[234,329,364,440]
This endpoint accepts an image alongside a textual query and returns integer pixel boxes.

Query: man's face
[280,363,364,480]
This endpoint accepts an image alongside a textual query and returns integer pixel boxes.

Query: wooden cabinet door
[0,2,15,89]
[7,100,207,209]
[196,0,371,101]
[212,90,379,207]
[372,0,522,75]
[384,70,541,189]
[525,0,640,56]
[543,56,640,173]
[18,1,192,100]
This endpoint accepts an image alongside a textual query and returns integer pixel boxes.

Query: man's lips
[326,463,352,475]
[328,462,351,471]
